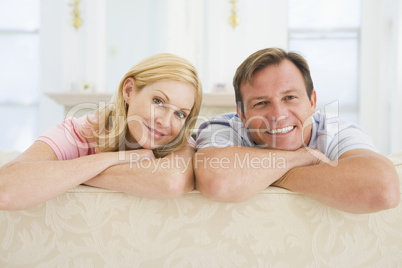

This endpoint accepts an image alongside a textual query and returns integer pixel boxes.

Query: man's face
[237,59,316,150]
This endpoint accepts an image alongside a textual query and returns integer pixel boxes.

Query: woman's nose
[155,109,172,128]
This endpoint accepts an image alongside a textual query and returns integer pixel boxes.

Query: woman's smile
[144,122,167,139]
[124,79,195,149]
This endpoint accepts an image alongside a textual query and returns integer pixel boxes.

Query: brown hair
[233,47,314,112]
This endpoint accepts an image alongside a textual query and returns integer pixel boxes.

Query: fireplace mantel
[45,92,236,125]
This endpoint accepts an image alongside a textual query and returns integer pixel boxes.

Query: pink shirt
[37,116,97,160]
[37,115,196,160]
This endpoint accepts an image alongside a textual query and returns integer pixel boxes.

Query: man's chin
[265,143,302,151]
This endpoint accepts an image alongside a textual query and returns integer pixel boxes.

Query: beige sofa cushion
[0,151,401,267]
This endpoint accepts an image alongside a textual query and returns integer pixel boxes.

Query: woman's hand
[115,149,155,165]
[85,145,196,199]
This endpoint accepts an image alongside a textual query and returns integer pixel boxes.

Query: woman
[0,53,202,211]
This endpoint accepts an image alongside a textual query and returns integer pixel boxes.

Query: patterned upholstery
[1,152,401,267]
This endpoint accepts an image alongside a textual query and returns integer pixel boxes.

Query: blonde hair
[83,53,202,158]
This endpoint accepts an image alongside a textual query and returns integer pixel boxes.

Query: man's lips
[265,125,295,135]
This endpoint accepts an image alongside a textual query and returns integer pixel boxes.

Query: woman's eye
[175,111,187,119]
[153,98,163,106]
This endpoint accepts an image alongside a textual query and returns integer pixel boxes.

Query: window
[288,0,361,124]
[0,0,40,152]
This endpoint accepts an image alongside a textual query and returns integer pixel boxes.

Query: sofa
[1,151,401,267]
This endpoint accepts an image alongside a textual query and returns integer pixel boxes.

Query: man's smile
[266,125,295,135]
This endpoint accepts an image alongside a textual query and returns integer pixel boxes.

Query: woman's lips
[145,123,166,138]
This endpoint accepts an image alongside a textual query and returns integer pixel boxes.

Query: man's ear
[122,77,135,103]
[236,105,247,126]
[310,89,317,112]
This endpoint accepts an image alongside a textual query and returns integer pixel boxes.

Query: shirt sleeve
[195,119,243,150]
[318,117,377,160]
[187,136,196,148]
[37,116,96,160]
[327,126,376,160]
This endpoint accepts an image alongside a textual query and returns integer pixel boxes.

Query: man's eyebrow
[247,96,267,103]
[246,89,302,104]
[283,89,299,95]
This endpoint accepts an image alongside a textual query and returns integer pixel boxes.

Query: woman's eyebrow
[155,90,192,111]
[156,90,170,102]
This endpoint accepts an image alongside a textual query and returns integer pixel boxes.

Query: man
[194,48,400,213]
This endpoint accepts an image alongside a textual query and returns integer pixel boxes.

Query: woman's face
[123,78,196,149]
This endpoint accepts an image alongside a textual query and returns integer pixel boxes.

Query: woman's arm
[0,141,133,211]
[84,145,195,199]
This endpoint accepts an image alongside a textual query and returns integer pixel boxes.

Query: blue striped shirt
[196,112,376,161]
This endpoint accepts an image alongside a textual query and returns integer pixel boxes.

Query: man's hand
[303,147,332,165]
[194,146,325,203]
[272,147,331,187]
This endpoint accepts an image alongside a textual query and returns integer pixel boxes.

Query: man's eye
[254,101,267,107]
[153,98,163,106]
[284,96,295,100]
[175,111,187,119]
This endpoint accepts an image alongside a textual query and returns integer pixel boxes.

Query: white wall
[40,0,107,133]
[40,0,287,127]
[103,0,287,94]
[395,0,402,153]
[360,0,402,154]
[106,0,168,92]
[40,0,402,155]
[203,0,287,93]
[39,0,64,133]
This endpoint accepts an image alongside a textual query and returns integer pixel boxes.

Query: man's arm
[272,149,400,213]
[193,146,323,202]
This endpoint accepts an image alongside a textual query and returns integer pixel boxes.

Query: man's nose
[269,102,287,122]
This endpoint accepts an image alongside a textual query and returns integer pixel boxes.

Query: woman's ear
[122,77,135,103]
